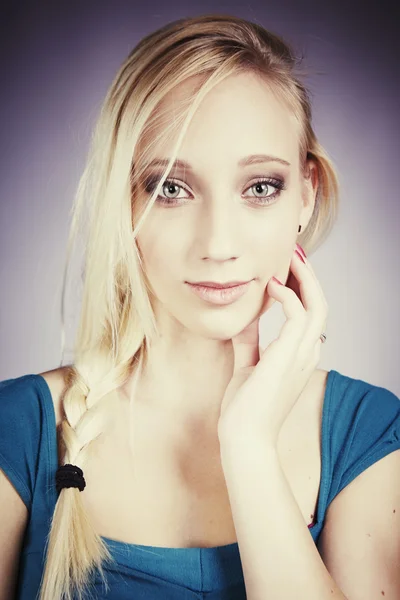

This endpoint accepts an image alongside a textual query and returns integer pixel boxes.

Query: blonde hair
[38,13,340,600]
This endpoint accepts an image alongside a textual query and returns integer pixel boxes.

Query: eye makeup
[142,174,287,207]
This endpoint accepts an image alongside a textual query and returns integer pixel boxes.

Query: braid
[38,354,138,600]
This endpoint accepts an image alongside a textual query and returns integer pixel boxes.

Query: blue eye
[143,175,286,206]
[144,178,186,204]
[244,178,286,204]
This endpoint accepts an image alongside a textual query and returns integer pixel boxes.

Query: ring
[320,332,327,344]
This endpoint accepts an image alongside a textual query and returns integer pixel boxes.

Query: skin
[129,71,318,431]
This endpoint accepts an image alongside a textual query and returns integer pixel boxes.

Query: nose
[198,196,241,262]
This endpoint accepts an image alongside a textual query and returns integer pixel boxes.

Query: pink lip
[186,280,253,305]
[187,280,250,289]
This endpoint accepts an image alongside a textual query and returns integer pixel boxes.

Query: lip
[186,280,253,305]
[187,280,250,289]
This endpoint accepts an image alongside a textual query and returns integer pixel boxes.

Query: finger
[289,250,328,331]
[287,249,322,313]
[263,253,327,364]
[294,247,329,312]
[289,251,328,346]
[231,276,273,372]
[253,277,307,378]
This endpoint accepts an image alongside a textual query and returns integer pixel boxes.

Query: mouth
[186,280,252,289]
[185,280,254,305]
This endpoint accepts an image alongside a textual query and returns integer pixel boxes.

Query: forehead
[138,71,301,171]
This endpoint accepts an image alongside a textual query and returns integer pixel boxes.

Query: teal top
[1,369,400,599]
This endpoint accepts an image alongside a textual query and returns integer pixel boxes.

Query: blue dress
[1,369,400,599]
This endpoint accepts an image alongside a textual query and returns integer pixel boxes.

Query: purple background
[1,1,399,393]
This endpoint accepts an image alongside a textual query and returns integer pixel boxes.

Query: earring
[298,225,302,233]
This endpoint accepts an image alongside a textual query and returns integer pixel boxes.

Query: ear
[300,158,319,225]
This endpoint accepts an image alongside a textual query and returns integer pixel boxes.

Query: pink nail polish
[295,249,306,263]
[296,243,306,258]
[272,276,283,285]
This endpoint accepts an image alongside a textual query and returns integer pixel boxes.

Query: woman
[1,13,400,600]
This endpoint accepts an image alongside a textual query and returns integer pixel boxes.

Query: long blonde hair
[38,13,340,600]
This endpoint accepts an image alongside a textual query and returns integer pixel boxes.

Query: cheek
[137,233,182,290]
[249,228,296,296]
[136,236,164,283]
[251,223,293,266]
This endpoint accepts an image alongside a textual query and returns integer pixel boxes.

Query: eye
[143,176,189,205]
[243,177,286,204]
[143,175,287,206]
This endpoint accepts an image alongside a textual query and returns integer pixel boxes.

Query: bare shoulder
[38,366,71,427]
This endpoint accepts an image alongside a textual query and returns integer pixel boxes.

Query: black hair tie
[56,463,86,494]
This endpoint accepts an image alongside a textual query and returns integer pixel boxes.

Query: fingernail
[272,276,283,285]
[295,249,306,263]
[296,243,307,258]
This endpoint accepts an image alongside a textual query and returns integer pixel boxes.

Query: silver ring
[320,332,327,344]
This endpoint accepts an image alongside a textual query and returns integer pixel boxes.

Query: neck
[123,341,235,429]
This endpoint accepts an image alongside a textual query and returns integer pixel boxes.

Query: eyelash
[143,175,287,206]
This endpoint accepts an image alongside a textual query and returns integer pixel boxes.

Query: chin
[190,301,273,340]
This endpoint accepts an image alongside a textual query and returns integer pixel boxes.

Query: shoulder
[37,366,72,428]
[322,368,400,497]
[326,368,400,424]
[317,367,400,447]
[0,372,44,422]
[308,367,400,419]
[0,368,73,428]
[0,370,65,513]
[296,367,400,463]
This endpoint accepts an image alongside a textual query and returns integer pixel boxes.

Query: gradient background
[1,0,399,394]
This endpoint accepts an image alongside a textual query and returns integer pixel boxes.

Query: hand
[217,244,328,448]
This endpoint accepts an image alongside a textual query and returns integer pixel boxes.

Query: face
[135,71,316,342]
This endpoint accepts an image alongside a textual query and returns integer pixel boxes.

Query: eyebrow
[147,154,291,170]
